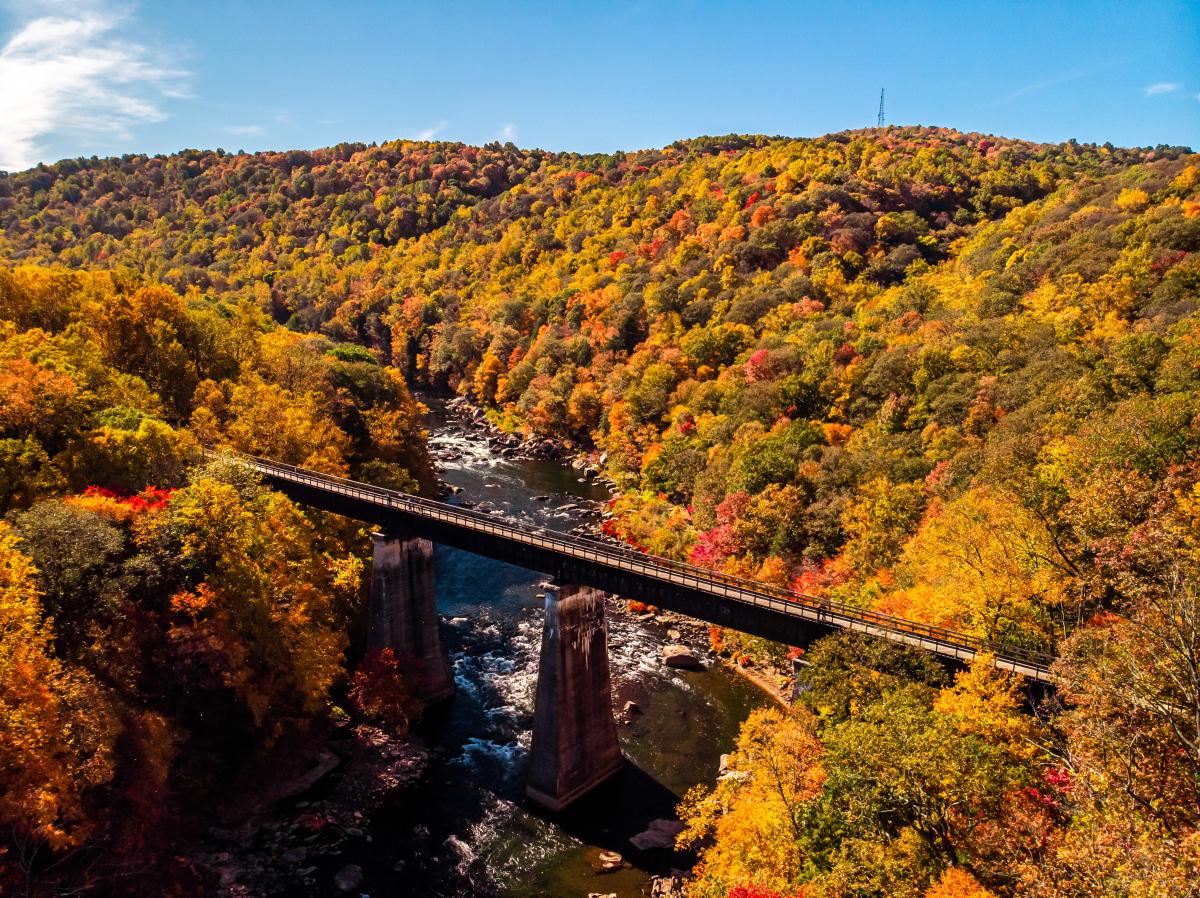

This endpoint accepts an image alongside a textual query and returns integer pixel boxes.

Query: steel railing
[216,451,1055,681]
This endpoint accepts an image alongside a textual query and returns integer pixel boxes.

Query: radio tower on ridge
[877,88,886,128]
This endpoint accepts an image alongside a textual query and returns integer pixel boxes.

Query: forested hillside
[0,268,432,893]
[2,128,1198,896]
[3,130,1196,647]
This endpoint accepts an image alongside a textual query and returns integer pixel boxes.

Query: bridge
[230,453,1055,809]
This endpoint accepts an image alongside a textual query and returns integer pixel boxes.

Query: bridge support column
[527,583,622,811]
[368,531,455,706]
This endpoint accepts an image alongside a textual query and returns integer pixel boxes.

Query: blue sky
[0,0,1196,171]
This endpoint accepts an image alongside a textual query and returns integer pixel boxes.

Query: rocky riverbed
[424,396,785,898]
[186,723,429,896]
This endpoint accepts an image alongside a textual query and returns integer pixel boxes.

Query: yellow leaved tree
[877,487,1072,647]
[677,706,825,898]
[0,523,118,852]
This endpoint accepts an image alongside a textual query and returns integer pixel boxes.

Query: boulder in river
[650,871,689,897]
[662,645,702,670]
[629,818,686,850]
[333,864,363,892]
[588,849,625,873]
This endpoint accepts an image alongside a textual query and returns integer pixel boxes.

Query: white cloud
[1144,82,1181,96]
[498,122,517,141]
[985,68,1091,109]
[0,2,187,170]
[225,124,265,136]
[416,119,448,140]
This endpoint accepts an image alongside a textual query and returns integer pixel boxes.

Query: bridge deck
[231,454,1055,683]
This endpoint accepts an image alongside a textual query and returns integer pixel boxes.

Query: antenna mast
[877,88,886,127]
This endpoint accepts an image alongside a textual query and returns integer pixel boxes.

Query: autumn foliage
[348,648,416,732]
[1,129,1199,896]
[0,269,427,892]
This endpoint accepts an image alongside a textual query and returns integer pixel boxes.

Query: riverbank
[720,657,792,707]
[185,721,428,897]
[616,603,794,709]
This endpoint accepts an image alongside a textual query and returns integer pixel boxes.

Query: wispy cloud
[992,69,1090,107]
[498,122,517,141]
[1144,82,1181,96]
[0,1,187,170]
[416,119,448,140]
[225,124,264,136]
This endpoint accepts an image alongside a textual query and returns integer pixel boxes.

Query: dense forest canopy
[0,267,432,893]
[1,126,1198,896]
[3,128,1196,646]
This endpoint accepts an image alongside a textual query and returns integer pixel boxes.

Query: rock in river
[334,863,363,892]
[650,871,689,897]
[629,818,686,850]
[661,644,702,670]
[588,849,626,873]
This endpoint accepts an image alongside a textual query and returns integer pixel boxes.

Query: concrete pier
[369,531,455,705]
[527,583,622,810]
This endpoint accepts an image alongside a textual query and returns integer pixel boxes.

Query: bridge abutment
[527,583,622,811]
[369,531,456,706]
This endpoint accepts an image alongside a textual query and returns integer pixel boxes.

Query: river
[358,399,769,897]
